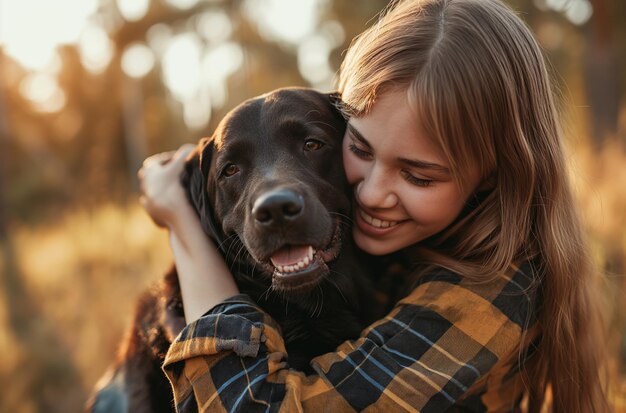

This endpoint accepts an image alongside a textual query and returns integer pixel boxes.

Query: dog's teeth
[273,249,318,275]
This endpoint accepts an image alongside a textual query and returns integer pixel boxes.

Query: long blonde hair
[338,0,608,411]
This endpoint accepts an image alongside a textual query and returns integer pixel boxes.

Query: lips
[354,207,405,237]
[270,245,315,274]
[358,209,399,229]
[266,221,342,293]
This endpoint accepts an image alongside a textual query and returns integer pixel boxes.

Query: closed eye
[401,171,433,187]
[348,143,372,160]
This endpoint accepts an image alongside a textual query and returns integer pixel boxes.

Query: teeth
[274,247,317,274]
[359,210,399,229]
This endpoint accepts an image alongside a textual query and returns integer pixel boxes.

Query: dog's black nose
[253,189,304,225]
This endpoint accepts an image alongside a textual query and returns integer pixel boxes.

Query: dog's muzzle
[268,219,343,293]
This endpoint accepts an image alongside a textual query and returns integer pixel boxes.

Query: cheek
[405,187,466,226]
[342,140,359,185]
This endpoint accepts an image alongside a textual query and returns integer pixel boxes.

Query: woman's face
[342,90,482,255]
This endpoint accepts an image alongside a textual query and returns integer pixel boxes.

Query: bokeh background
[0,0,624,411]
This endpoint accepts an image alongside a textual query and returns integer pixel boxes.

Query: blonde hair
[338,0,608,411]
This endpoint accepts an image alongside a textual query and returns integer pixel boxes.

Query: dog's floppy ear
[327,91,347,119]
[181,138,226,248]
[326,91,348,137]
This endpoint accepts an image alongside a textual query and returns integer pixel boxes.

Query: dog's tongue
[270,245,311,267]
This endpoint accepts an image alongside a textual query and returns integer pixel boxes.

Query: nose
[252,188,304,226]
[356,164,398,209]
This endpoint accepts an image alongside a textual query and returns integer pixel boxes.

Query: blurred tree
[584,0,621,149]
[0,50,84,413]
[0,51,10,243]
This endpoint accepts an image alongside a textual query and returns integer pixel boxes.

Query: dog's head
[183,88,350,294]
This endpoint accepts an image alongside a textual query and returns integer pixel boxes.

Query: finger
[140,196,166,228]
[143,151,174,168]
[170,144,196,166]
[138,178,146,196]
[157,150,177,165]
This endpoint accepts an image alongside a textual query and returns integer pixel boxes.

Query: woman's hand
[138,144,239,323]
[138,144,196,229]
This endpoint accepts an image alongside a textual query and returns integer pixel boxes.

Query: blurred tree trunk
[584,0,621,149]
[0,57,8,246]
[122,75,148,190]
[0,51,84,413]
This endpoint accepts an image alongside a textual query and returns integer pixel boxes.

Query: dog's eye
[222,164,240,177]
[304,139,324,151]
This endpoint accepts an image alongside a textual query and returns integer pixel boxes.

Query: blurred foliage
[0,0,625,411]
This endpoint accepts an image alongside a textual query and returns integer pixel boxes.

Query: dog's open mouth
[267,223,342,293]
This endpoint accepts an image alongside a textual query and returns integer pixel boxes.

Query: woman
[139,0,608,411]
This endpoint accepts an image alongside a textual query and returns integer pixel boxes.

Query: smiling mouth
[271,245,316,274]
[358,209,401,229]
[264,222,342,293]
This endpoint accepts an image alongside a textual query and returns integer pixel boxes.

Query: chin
[353,227,428,256]
[353,233,400,256]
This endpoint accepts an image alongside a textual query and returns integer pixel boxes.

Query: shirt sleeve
[163,263,539,413]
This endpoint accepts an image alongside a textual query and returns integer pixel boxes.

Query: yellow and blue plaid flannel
[164,261,539,412]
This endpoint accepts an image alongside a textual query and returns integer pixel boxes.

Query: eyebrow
[347,124,451,175]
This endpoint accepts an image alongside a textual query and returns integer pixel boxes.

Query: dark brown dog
[87,88,375,413]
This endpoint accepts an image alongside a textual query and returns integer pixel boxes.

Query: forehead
[215,91,335,149]
[349,91,447,166]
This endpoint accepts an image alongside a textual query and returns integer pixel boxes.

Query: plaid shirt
[163,262,539,412]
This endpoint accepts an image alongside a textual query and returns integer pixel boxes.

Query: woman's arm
[163,264,539,413]
[138,146,239,323]
[167,219,239,323]
[139,147,539,412]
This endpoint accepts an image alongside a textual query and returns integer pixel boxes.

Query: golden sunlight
[243,0,326,44]
[0,0,99,71]
[116,0,150,22]
[19,72,66,113]
[121,43,155,79]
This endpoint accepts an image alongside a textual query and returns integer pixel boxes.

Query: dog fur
[87,88,375,413]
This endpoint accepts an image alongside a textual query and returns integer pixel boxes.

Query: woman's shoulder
[399,260,541,331]
[409,260,540,296]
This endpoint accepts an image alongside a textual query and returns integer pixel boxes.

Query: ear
[327,91,345,118]
[180,138,226,247]
[325,91,348,136]
[327,91,342,106]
